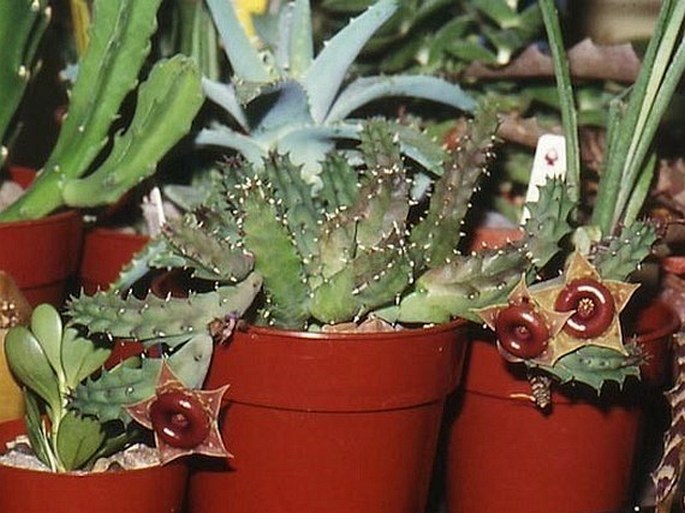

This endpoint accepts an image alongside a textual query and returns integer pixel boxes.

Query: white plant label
[521,134,567,223]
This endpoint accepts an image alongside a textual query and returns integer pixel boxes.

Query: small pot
[445,299,680,513]
[78,227,148,294]
[188,321,467,513]
[0,419,188,513]
[0,167,83,307]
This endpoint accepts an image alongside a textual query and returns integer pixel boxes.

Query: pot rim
[240,318,466,341]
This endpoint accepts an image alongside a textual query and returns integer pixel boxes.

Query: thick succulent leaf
[303,0,398,123]
[61,328,111,391]
[253,80,314,135]
[325,75,476,123]
[276,123,360,182]
[289,0,315,77]
[206,0,271,82]
[202,78,249,130]
[29,304,63,380]
[277,0,314,78]
[195,125,268,165]
[4,326,60,411]
[55,411,105,471]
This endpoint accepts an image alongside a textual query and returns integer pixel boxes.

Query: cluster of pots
[0,169,682,513]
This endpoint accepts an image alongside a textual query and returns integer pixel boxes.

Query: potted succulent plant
[54,1,677,512]
[0,0,204,305]
[439,0,684,512]
[0,284,236,513]
[63,91,606,512]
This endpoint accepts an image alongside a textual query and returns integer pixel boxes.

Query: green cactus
[71,334,215,424]
[196,0,476,187]
[70,110,503,334]
[0,0,50,168]
[0,0,204,221]
[535,344,642,391]
[67,273,263,344]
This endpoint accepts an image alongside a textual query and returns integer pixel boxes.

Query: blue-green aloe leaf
[196,124,269,165]
[325,75,476,123]
[206,0,272,82]
[303,0,398,123]
[202,78,249,130]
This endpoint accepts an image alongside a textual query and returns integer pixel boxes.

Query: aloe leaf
[203,78,249,130]
[55,411,105,471]
[324,75,476,123]
[61,328,111,390]
[5,326,60,412]
[254,80,314,134]
[286,0,314,78]
[303,0,398,123]
[195,125,269,165]
[206,0,271,82]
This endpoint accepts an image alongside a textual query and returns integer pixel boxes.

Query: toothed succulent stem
[592,221,657,281]
[410,106,499,270]
[0,0,203,221]
[67,274,263,343]
[0,0,50,168]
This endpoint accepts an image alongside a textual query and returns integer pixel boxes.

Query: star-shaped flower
[531,251,639,356]
[126,361,231,464]
[474,277,573,365]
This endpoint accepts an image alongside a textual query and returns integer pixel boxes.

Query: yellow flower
[233,0,268,36]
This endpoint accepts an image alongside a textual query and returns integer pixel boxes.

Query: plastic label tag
[521,134,567,223]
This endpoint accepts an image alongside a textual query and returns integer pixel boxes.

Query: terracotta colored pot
[445,300,680,513]
[0,167,83,307]
[188,321,468,513]
[79,227,148,294]
[0,419,188,513]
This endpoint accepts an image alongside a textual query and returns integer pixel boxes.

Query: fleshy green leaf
[61,328,111,390]
[5,326,60,411]
[55,411,105,471]
[29,304,64,380]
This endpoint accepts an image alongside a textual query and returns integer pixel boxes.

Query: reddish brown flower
[126,362,230,464]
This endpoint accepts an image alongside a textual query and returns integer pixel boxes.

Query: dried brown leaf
[464,38,641,83]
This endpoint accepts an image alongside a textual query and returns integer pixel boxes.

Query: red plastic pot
[0,419,188,513]
[188,321,467,513]
[79,227,148,294]
[0,167,83,307]
[445,300,680,513]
